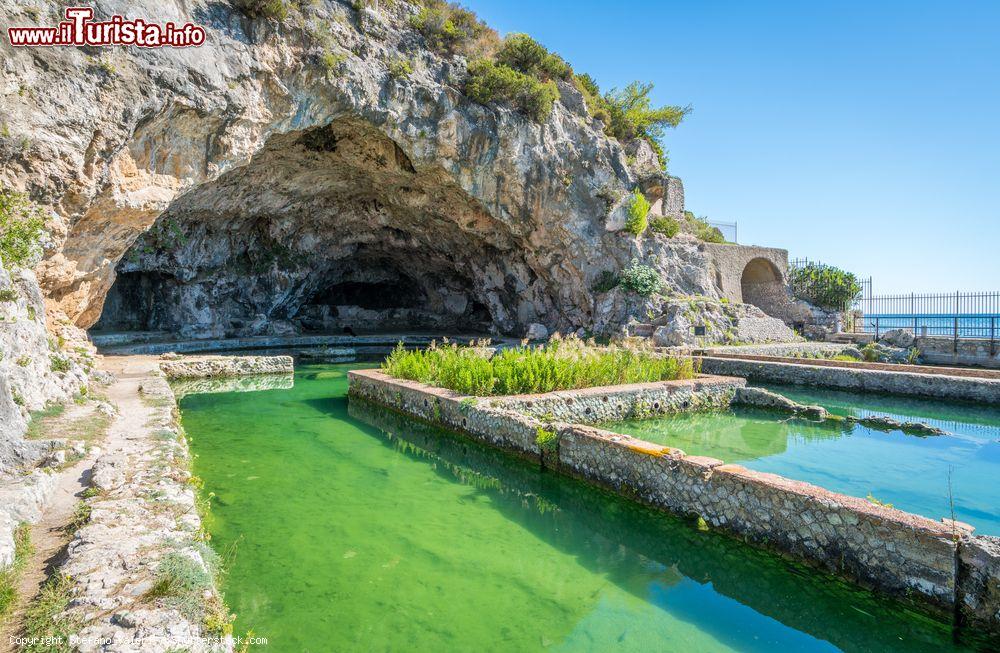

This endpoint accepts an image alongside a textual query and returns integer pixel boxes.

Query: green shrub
[465,59,559,122]
[495,33,572,81]
[50,355,71,373]
[681,211,725,243]
[790,262,862,311]
[618,259,662,296]
[382,335,694,396]
[591,270,619,293]
[572,77,689,169]
[649,215,679,237]
[0,288,17,302]
[624,189,649,236]
[410,1,497,56]
[535,427,558,452]
[0,185,46,270]
[387,57,413,79]
[232,0,288,21]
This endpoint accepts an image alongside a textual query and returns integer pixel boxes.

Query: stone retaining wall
[160,355,294,380]
[704,351,1000,379]
[700,356,1000,405]
[348,368,1000,639]
[916,335,1000,369]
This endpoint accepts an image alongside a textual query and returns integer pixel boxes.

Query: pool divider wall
[347,368,1000,638]
[700,356,1000,405]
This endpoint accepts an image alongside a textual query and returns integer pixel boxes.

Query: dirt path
[0,355,159,651]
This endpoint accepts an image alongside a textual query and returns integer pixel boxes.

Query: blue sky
[467,0,1000,293]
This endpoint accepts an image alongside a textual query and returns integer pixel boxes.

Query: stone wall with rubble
[916,336,1000,369]
[346,368,1000,638]
[491,376,741,423]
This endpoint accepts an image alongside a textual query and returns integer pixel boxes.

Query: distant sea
[860,314,1000,339]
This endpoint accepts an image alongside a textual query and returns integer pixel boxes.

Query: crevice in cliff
[91,117,549,339]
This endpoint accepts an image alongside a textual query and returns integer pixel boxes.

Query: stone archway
[740,257,785,315]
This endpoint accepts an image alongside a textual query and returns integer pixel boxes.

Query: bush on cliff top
[411,1,499,56]
[0,185,46,271]
[382,335,694,396]
[465,59,559,122]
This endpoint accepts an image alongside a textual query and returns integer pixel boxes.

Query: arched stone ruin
[740,257,786,316]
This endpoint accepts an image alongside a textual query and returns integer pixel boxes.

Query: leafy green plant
[382,335,694,396]
[624,189,649,236]
[789,262,862,311]
[0,288,17,302]
[465,59,559,122]
[21,574,79,653]
[535,427,558,453]
[649,215,679,237]
[618,259,662,296]
[0,185,46,270]
[591,270,619,293]
[495,34,572,81]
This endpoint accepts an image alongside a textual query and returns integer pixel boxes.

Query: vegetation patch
[624,189,650,236]
[146,551,215,619]
[618,259,663,296]
[410,0,497,56]
[0,523,33,620]
[0,185,46,271]
[21,574,79,653]
[382,335,694,396]
[649,215,680,238]
[535,427,558,453]
[789,262,862,310]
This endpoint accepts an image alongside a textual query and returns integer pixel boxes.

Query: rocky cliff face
[1,0,722,343]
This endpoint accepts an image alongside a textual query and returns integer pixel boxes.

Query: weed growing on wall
[618,259,662,296]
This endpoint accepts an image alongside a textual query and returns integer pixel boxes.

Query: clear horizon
[467,0,1000,295]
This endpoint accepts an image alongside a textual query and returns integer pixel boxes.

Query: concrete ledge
[159,355,294,380]
[700,356,1000,405]
[704,351,1000,379]
[347,367,1000,635]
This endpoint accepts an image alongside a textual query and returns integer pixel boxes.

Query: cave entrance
[89,117,540,341]
[740,258,785,315]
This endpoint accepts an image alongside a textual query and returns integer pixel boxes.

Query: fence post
[954,316,959,353]
[992,316,996,358]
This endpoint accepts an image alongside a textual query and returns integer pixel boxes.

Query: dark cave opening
[88,117,543,341]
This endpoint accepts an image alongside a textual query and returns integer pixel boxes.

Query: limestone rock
[525,323,549,341]
[880,328,916,349]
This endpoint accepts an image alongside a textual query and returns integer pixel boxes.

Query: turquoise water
[611,383,1000,536]
[177,364,985,652]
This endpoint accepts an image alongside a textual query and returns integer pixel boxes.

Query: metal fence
[850,292,1000,352]
[709,220,738,243]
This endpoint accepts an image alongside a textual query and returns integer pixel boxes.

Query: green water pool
[611,383,1000,537]
[179,364,983,652]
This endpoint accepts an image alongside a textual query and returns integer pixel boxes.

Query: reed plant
[382,334,695,396]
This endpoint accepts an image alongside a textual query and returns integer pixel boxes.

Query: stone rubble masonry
[916,335,1000,370]
[347,368,1000,638]
[700,356,1000,405]
[159,355,294,380]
